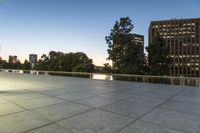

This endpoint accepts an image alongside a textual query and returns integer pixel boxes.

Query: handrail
[1,68,200,80]
[1,68,200,87]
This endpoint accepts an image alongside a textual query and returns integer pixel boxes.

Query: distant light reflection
[92,74,113,80]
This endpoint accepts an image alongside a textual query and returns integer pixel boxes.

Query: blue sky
[0,0,199,65]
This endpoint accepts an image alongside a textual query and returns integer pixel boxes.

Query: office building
[29,54,37,69]
[149,18,200,77]
[131,34,144,59]
[112,33,144,68]
[9,55,17,64]
[0,57,2,69]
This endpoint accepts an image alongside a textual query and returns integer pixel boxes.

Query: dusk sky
[0,0,199,65]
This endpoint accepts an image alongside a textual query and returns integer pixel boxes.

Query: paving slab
[0,111,50,133]
[1,72,200,133]
[99,91,139,100]
[160,100,200,116]
[0,97,8,103]
[119,120,184,133]
[178,90,200,98]
[0,101,25,116]
[56,92,96,101]
[32,102,93,121]
[75,96,119,108]
[152,86,184,94]
[125,95,166,106]
[172,95,200,105]
[1,91,46,101]
[118,87,149,95]
[25,124,73,133]
[101,101,154,119]
[142,91,174,100]
[14,96,66,109]
[141,108,200,133]
[58,109,133,133]
[84,88,115,95]
[40,89,75,96]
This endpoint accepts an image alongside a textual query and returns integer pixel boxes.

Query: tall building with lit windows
[112,33,144,68]
[149,18,200,77]
[132,34,144,59]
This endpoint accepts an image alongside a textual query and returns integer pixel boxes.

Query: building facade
[149,18,200,77]
[9,55,17,64]
[131,34,144,59]
[29,54,37,69]
[0,57,2,69]
[112,33,144,69]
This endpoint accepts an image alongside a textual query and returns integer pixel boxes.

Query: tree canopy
[35,51,94,72]
[106,17,145,74]
[146,33,170,75]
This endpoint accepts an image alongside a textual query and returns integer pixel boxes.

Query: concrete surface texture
[0,72,200,133]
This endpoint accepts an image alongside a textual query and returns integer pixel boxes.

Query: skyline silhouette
[0,0,199,65]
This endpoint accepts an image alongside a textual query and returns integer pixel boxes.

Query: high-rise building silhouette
[112,33,144,68]
[29,54,37,69]
[132,34,144,59]
[9,55,17,64]
[149,18,200,77]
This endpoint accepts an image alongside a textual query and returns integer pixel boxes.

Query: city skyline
[0,0,199,65]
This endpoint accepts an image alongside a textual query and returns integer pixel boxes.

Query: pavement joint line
[9,102,92,133]
[71,94,139,109]
[0,106,52,123]
[26,88,101,101]
[19,89,72,102]
[138,119,188,133]
[159,100,200,117]
[15,101,97,125]
[10,96,68,109]
[1,73,200,133]
[116,86,187,133]
[23,121,76,133]
[65,95,99,101]
[54,108,95,123]
[27,101,85,111]
[22,122,55,133]
[0,94,28,110]
[69,100,100,109]
[1,95,48,102]
[0,110,28,118]
[98,94,138,101]
[98,108,138,119]
[98,96,149,109]
[0,98,74,118]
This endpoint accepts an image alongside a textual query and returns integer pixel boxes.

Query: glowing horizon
[0,0,199,66]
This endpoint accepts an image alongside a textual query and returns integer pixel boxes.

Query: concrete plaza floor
[0,72,200,133]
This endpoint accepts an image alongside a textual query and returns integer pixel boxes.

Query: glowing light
[92,74,113,80]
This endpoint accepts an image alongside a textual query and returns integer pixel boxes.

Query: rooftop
[150,17,200,23]
[0,72,200,133]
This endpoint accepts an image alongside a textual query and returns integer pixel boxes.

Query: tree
[102,63,112,73]
[105,17,144,74]
[35,51,94,72]
[35,54,49,70]
[71,53,94,72]
[146,33,170,75]
[23,60,31,70]
[0,57,2,69]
